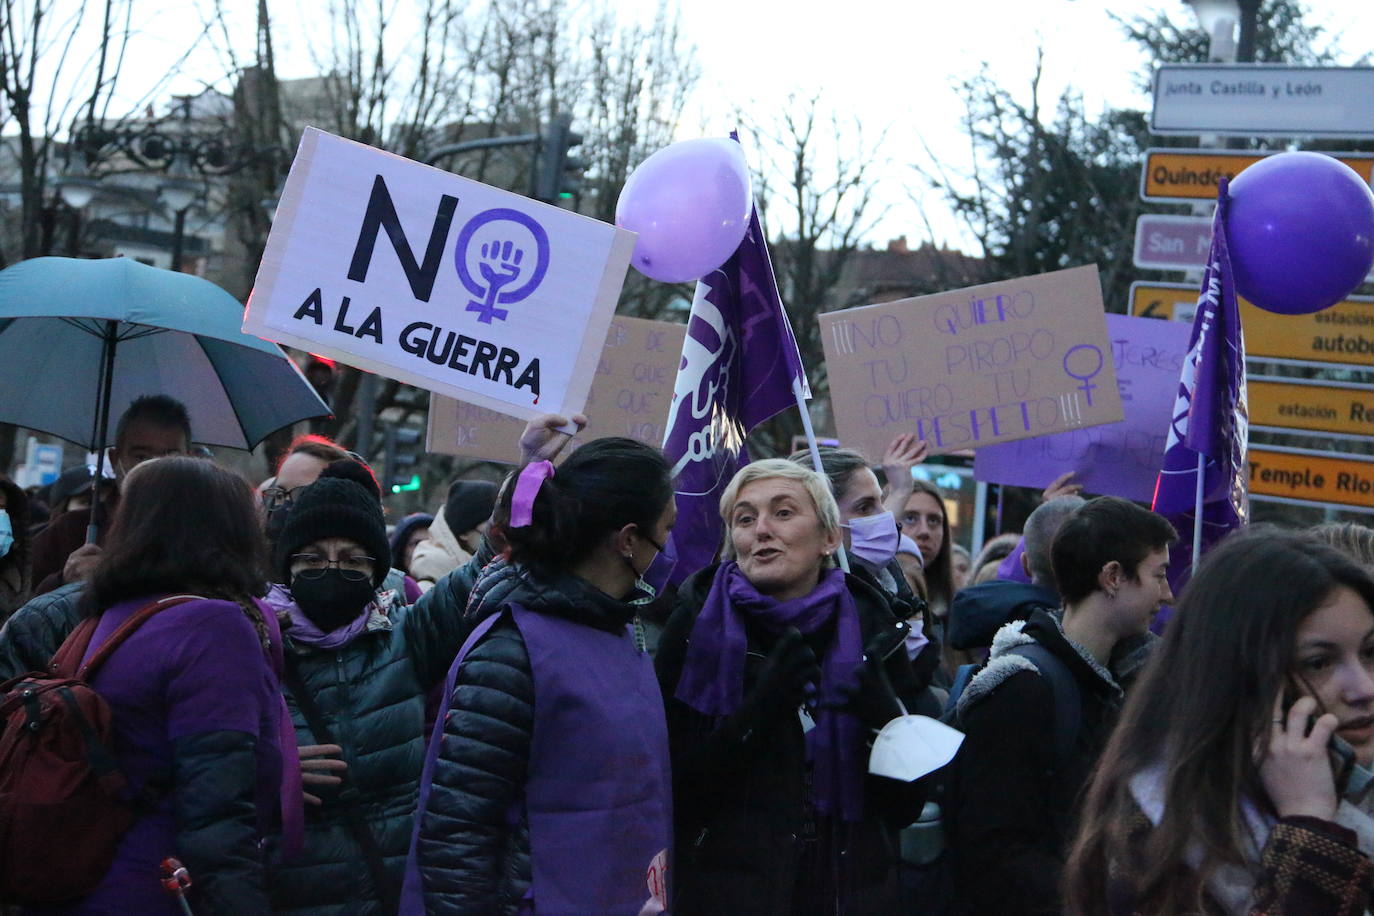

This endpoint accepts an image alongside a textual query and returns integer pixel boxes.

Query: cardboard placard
[244,127,636,423]
[820,265,1123,462]
[426,315,686,463]
[974,315,1190,502]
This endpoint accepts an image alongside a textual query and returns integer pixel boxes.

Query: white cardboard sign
[244,127,636,422]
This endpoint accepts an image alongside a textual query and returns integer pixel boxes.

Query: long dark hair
[1063,527,1374,914]
[84,457,267,615]
[493,437,672,580]
[905,479,954,612]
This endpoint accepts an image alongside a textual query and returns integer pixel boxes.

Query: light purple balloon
[615,138,752,284]
[1227,151,1374,316]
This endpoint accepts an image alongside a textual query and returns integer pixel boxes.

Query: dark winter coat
[655,564,928,916]
[947,609,1124,915]
[946,580,1059,651]
[0,580,84,679]
[412,561,646,914]
[264,581,471,916]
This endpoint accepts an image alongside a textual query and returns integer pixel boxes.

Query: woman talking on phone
[1063,527,1374,915]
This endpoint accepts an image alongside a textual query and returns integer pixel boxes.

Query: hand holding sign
[519,412,588,463]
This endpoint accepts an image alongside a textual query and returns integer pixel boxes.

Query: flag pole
[1192,452,1205,574]
[792,376,849,573]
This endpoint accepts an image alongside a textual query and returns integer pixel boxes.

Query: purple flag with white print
[661,204,809,585]
[1151,178,1249,588]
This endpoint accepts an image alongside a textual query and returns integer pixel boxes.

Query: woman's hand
[840,634,905,731]
[1041,471,1083,502]
[518,413,588,464]
[1261,694,1340,821]
[881,434,928,516]
[747,628,820,715]
[299,743,348,806]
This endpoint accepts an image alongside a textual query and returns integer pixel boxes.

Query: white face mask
[843,511,900,568]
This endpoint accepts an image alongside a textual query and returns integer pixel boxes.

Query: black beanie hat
[275,477,391,587]
[444,480,498,536]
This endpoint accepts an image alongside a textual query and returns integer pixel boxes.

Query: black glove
[839,634,905,732]
[743,627,820,717]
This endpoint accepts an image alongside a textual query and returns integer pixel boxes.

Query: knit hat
[896,534,924,566]
[444,480,498,536]
[275,477,391,587]
[389,512,435,559]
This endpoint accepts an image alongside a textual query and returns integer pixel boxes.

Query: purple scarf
[284,596,380,650]
[676,563,866,821]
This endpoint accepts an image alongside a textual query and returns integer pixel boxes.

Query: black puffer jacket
[412,562,643,914]
[0,580,83,679]
[655,564,928,916]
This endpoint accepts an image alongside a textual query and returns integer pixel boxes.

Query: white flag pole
[792,376,849,573]
[1192,452,1205,574]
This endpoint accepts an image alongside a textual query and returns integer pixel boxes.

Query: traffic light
[384,423,423,494]
[534,113,585,204]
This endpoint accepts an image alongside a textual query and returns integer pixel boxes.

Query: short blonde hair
[718,459,841,560]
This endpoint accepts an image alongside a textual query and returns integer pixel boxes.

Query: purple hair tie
[510,460,555,528]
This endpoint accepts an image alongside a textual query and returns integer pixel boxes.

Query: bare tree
[740,95,890,453]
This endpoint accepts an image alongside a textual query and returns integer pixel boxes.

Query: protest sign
[820,265,1123,463]
[427,316,686,463]
[974,315,1190,502]
[244,128,636,423]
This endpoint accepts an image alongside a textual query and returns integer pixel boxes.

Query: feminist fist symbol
[466,240,526,323]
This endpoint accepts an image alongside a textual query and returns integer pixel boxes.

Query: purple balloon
[615,138,752,284]
[1227,151,1374,316]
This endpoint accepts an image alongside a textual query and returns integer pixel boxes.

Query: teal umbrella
[0,255,331,462]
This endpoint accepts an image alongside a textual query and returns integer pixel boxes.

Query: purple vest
[403,603,672,915]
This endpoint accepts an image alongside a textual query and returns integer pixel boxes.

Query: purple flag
[661,205,808,585]
[1151,178,1249,586]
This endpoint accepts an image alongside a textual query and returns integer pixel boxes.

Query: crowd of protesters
[3,396,1374,915]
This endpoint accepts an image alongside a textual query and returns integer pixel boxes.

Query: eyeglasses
[262,486,301,512]
[262,452,371,512]
[289,554,376,581]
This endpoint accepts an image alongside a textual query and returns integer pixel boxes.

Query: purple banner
[974,315,1191,503]
[1152,179,1249,583]
[661,205,808,585]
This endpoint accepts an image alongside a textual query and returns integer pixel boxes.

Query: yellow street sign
[1249,446,1374,510]
[1129,282,1374,368]
[1250,377,1374,440]
[1141,148,1374,202]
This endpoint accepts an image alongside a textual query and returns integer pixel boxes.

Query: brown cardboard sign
[820,265,1124,462]
[426,315,686,463]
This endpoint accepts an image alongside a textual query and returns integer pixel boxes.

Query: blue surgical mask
[627,535,677,606]
[0,510,13,559]
[844,511,900,569]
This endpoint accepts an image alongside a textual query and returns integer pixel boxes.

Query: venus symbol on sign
[1062,344,1105,407]
[453,208,551,324]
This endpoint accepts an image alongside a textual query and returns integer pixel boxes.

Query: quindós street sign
[1151,65,1374,138]
[1139,148,1374,203]
[1129,282,1374,369]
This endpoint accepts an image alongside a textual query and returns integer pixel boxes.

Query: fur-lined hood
[955,612,1122,721]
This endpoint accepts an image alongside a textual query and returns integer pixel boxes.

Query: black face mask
[291,569,376,633]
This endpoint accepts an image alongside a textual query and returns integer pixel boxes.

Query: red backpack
[0,595,193,904]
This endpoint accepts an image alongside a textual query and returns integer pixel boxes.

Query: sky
[37,0,1374,252]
